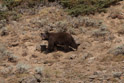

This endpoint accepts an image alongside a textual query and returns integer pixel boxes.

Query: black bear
[41,31,80,53]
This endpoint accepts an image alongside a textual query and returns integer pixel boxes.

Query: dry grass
[101,54,124,62]
[52,52,63,59]
[109,78,118,83]
[15,73,29,78]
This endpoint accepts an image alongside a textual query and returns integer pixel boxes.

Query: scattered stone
[82,53,92,60]
[0,2,124,83]
[88,57,95,63]
[69,54,77,60]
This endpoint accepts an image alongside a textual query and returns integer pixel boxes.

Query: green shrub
[0,0,43,21]
[60,0,122,16]
[2,0,21,10]
[0,11,21,21]
[16,62,31,74]
[2,0,44,10]
[35,67,43,75]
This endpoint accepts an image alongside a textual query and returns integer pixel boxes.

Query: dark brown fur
[41,32,79,52]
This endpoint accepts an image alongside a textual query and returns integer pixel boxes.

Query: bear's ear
[45,31,49,35]
[41,33,44,37]
[41,33,43,36]
[45,31,48,33]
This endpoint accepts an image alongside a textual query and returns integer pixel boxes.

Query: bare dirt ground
[0,1,124,83]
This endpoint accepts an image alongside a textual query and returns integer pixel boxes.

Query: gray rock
[82,53,92,60]
[69,54,77,60]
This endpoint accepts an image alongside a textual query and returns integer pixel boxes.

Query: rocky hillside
[0,1,124,83]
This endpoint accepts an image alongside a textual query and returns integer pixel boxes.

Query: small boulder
[82,53,92,60]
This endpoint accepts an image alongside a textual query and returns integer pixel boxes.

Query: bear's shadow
[40,45,74,53]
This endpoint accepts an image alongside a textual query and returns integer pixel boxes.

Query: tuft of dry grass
[109,78,119,82]
[101,54,124,62]
[16,62,31,74]
[52,52,63,59]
